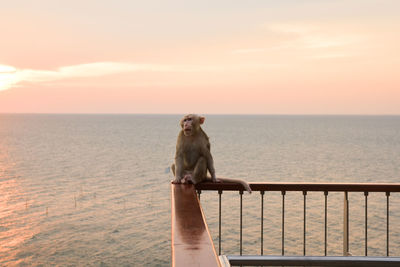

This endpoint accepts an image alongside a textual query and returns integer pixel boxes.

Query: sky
[0,0,399,114]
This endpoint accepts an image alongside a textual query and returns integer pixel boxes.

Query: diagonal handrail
[171,183,220,267]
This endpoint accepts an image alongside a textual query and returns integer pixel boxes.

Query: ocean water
[1,114,400,266]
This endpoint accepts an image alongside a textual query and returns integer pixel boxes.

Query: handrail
[171,183,221,267]
[195,181,400,192]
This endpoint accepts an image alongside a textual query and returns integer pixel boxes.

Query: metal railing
[195,182,400,266]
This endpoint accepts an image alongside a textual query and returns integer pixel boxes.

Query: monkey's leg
[192,157,208,184]
[171,163,176,176]
[172,157,184,183]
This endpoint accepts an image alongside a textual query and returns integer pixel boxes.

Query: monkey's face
[181,116,195,136]
[180,114,205,136]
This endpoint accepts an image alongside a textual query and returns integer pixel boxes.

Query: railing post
[324,191,328,256]
[386,191,390,256]
[239,190,243,256]
[218,189,222,255]
[343,191,349,256]
[260,191,265,256]
[282,190,286,256]
[303,190,307,256]
[364,191,368,256]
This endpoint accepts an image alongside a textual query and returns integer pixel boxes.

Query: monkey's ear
[199,116,205,124]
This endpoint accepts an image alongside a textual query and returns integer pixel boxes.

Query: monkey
[171,114,251,193]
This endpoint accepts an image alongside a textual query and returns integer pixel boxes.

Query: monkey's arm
[204,150,217,182]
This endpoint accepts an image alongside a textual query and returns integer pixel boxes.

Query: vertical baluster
[303,191,307,256]
[386,192,390,256]
[218,189,222,255]
[324,191,328,256]
[364,191,368,256]
[260,191,265,255]
[343,191,349,256]
[240,190,243,256]
[282,190,286,256]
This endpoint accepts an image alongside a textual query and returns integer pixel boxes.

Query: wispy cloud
[272,23,364,49]
[231,23,364,58]
[267,23,318,35]
[311,53,350,59]
[0,62,217,91]
[0,61,285,91]
[231,48,266,54]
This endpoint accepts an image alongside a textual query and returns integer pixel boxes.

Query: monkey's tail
[217,178,252,193]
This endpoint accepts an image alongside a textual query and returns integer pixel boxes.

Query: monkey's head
[180,114,205,136]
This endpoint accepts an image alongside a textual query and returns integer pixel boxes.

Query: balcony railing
[171,181,400,266]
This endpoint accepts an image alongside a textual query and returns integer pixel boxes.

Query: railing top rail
[195,181,400,192]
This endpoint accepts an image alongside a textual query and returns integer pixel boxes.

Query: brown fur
[171,114,251,193]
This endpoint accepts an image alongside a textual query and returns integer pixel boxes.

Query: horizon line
[1,112,399,116]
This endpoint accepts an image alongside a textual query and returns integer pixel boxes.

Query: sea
[1,114,399,266]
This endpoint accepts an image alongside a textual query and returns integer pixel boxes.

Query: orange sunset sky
[0,0,399,114]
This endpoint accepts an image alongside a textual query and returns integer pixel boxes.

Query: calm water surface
[1,114,399,266]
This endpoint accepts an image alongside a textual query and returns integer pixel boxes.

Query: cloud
[0,62,222,91]
[0,65,18,91]
[231,48,266,54]
[272,23,363,48]
[0,65,17,73]
[266,23,318,35]
[301,35,362,49]
[230,22,363,57]
[0,61,286,91]
[311,53,350,59]
[0,62,125,91]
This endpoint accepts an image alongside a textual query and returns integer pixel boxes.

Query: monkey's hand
[182,174,193,184]
[211,177,221,183]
